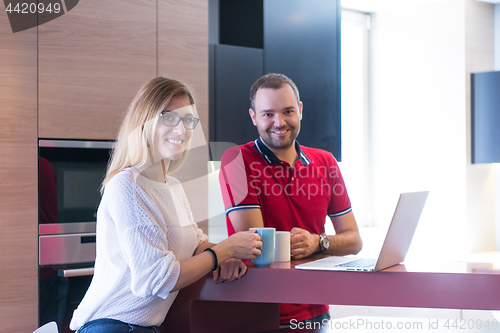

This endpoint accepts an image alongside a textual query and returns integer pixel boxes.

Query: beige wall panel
[39,0,157,140]
[158,0,209,232]
[0,5,38,331]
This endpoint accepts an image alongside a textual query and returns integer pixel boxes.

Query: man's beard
[259,126,299,150]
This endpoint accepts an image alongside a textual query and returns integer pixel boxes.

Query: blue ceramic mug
[250,227,276,267]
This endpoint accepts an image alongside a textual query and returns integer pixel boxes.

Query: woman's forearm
[171,241,233,292]
[193,241,214,256]
[170,231,261,293]
[171,251,217,292]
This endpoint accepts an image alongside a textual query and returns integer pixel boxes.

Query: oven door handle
[59,267,94,277]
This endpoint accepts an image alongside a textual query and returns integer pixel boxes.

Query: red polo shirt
[219,138,352,324]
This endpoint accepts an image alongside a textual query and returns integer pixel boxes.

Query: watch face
[320,235,329,251]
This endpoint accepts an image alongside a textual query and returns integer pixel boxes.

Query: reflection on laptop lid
[295,191,429,272]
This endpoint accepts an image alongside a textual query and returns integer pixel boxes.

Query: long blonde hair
[102,77,195,190]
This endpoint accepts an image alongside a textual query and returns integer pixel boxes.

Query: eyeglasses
[159,112,199,130]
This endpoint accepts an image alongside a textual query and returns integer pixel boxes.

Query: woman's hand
[225,230,262,259]
[212,230,262,264]
[213,258,247,284]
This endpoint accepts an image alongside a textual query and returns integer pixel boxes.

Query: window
[327,9,371,232]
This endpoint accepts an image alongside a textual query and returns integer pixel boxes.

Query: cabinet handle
[59,267,94,277]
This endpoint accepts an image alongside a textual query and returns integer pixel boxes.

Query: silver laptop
[296,191,429,272]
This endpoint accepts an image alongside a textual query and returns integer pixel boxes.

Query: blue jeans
[77,318,160,333]
[280,311,331,329]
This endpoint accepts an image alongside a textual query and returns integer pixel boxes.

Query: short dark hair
[249,73,300,111]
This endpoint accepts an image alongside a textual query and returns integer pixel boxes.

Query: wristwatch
[318,234,329,252]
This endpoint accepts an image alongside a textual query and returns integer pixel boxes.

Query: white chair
[33,321,58,333]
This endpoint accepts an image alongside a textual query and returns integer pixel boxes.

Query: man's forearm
[322,231,363,257]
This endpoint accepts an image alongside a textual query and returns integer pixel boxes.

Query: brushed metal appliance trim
[39,222,97,235]
[39,233,96,266]
[39,139,114,149]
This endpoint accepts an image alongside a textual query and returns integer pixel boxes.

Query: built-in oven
[38,140,113,332]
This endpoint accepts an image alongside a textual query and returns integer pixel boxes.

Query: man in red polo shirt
[219,73,363,327]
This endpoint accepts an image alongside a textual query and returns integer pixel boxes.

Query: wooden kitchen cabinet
[158,0,209,231]
[158,0,208,137]
[38,0,157,140]
[0,3,38,331]
[0,1,208,330]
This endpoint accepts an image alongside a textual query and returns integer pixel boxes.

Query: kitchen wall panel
[209,0,341,160]
[158,0,209,232]
[209,44,264,160]
[0,2,38,331]
[264,0,342,159]
[38,0,157,140]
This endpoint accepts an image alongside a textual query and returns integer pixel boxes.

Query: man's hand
[290,227,320,259]
[213,258,247,284]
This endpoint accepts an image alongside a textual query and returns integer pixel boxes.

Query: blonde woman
[70,77,262,333]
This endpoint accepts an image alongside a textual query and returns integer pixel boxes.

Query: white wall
[495,4,500,250]
[495,4,500,70]
[207,162,229,243]
[369,0,495,256]
[496,164,500,249]
[465,0,495,253]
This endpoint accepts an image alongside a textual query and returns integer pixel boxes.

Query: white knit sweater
[70,168,207,330]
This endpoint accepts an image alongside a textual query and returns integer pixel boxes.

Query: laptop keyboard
[335,258,377,268]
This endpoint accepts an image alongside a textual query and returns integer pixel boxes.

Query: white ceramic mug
[274,231,291,262]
